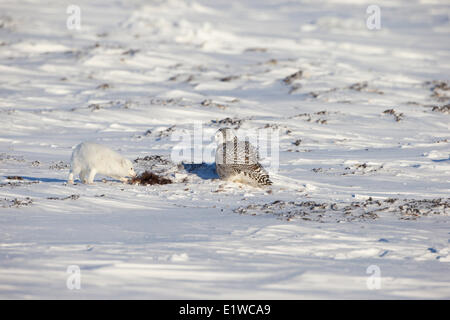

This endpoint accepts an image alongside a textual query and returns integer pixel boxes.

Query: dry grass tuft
[130,171,172,186]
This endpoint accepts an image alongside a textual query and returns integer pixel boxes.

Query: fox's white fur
[68,142,136,184]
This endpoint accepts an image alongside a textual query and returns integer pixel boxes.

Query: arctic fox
[68,142,136,184]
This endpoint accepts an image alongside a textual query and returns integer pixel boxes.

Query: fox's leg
[68,170,74,184]
[68,165,80,184]
[86,168,97,184]
[79,170,88,184]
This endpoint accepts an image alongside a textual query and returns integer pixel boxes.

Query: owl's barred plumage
[215,128,272,186]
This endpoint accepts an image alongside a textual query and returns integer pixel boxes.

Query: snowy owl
[215,128,272,186]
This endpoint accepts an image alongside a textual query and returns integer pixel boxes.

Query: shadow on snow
[182,162,219,180]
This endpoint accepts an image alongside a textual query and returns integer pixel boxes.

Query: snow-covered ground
[0,0,449,299]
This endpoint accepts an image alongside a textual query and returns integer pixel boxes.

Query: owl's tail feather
[247,163,272,186]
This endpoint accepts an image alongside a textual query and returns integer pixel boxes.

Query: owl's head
[215,127,236,145]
